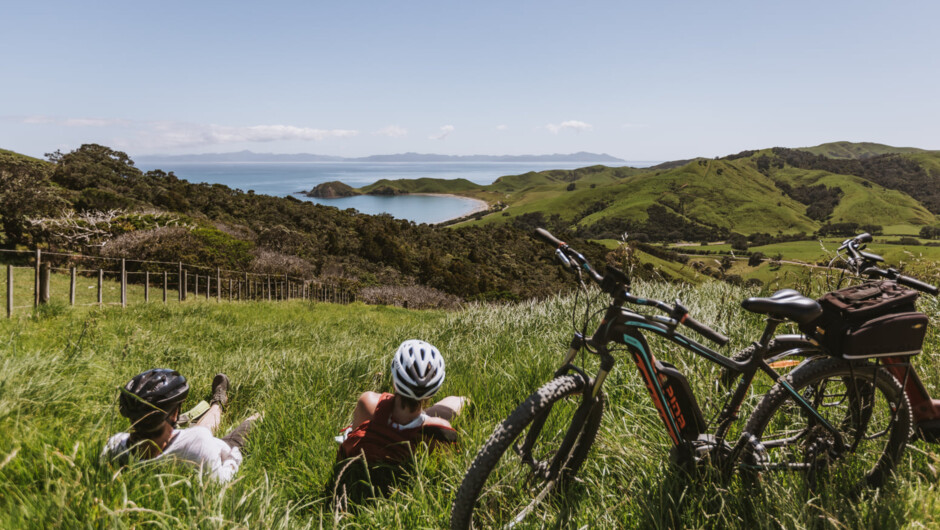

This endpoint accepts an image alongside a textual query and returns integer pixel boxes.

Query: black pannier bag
[802,281,928,359]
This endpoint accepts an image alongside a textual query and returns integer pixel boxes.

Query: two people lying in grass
[101,369,260,483]
[336,339,467,464]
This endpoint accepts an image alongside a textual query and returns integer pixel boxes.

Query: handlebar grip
[856,232,873,244]
[534,227,565,248]
[897,274,940,296]
[681,315,729,347]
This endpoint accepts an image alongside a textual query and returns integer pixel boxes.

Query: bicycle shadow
[628,465,911,529]
[532,461,910,528]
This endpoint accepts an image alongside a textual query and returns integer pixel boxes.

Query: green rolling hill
[797,141,925,159]
[345,143,940,239]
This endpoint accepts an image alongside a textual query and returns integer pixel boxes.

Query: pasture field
[2,279,940,528]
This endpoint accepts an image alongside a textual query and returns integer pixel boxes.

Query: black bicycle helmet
[119,368,189,432]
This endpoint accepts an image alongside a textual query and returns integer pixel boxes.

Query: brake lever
[555,248,573,269]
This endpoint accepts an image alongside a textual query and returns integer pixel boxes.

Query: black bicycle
[450,228,912,529]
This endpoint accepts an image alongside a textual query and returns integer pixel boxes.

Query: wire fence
[2,248,354,318]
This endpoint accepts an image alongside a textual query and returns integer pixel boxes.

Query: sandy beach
[414,193,491,220]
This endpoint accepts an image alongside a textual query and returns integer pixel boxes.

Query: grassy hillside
[769,167,935,226]
[3,280,940,527]
[0,149,49,164]
[349,143,940,240]
[798,141,925,159]
[360,177,482,194]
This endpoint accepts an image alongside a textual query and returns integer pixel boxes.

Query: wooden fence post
[195,274,199,298]
[228,279,232,301]
[205,275,210,300]
[39,262,50,305]
[97,269,103,306]
[163,271,168,304]
[179,263,184,302]
[120,259,126,308]
[267,276,271,301]
[145,271,150,303]
[34,248,41,307]
[217,268,221,302]
[6,265,12,318]
[244,272,249,300]
[70,267,76,306]
[285,274,290,300]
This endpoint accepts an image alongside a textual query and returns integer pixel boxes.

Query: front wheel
[744,357,911,490]
[450,373,605,529]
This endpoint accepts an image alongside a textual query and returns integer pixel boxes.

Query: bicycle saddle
[741,289,823,324]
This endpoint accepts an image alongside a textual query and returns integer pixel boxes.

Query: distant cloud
[14,115,127,127]
[429,125,455,140]
[546,120,592,134]
[495,124,508,131]
[63,117,130,127]
[203,124,358,143]
[124,121,359,150]
[19,115,56,124]
[374,125,408,138]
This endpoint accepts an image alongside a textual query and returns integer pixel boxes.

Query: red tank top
[338,393,457,464]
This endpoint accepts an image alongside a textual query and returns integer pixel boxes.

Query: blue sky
[2,0,938,160]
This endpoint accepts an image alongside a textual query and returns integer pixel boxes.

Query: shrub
[250,249,317,277]
[358,284,462,310]
[101,225,254,271]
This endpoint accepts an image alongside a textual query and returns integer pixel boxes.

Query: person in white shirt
[102,369,258,483]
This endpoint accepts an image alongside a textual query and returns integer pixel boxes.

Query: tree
[0,152,65,247]
[50,144,143,192]
[919,226,940,240]
[729,233,749,251]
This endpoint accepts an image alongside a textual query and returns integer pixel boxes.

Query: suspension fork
[517,336,610,471]
[543,350,612,479]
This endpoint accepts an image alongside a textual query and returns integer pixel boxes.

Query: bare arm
[351,391,382,429]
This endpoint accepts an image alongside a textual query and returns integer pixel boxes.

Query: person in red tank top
[337,340,467,464]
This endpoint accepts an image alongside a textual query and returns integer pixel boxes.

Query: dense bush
[9,144,619,300]
[357,284,462,310]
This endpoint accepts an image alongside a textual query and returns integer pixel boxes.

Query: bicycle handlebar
[840,232,939,296]
[534,227,729,347]
[864,266,940,296]
[897,274,940,296]
[534,227,565,248]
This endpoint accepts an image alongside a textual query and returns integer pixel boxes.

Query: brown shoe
[210,373,229,409]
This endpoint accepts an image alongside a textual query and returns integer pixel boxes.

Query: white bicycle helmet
[391,339,445,400]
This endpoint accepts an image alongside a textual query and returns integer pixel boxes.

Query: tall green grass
[1,279,939,528]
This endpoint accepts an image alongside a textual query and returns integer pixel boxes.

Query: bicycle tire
[743,356,911,490]
[450,373,605,529]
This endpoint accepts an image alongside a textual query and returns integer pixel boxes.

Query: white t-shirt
[102,426,243,483]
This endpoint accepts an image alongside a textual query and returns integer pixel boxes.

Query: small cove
[136,160,655,223]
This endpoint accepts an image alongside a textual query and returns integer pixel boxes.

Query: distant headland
[134,151,625,164]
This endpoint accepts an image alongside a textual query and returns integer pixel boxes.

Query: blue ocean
[136,160,656,224]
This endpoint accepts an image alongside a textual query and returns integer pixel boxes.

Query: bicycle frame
[546,298,849,469]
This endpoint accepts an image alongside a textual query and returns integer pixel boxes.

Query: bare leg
[425,396,467,422]
[195,403,222,434]
[221,413,261,449]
